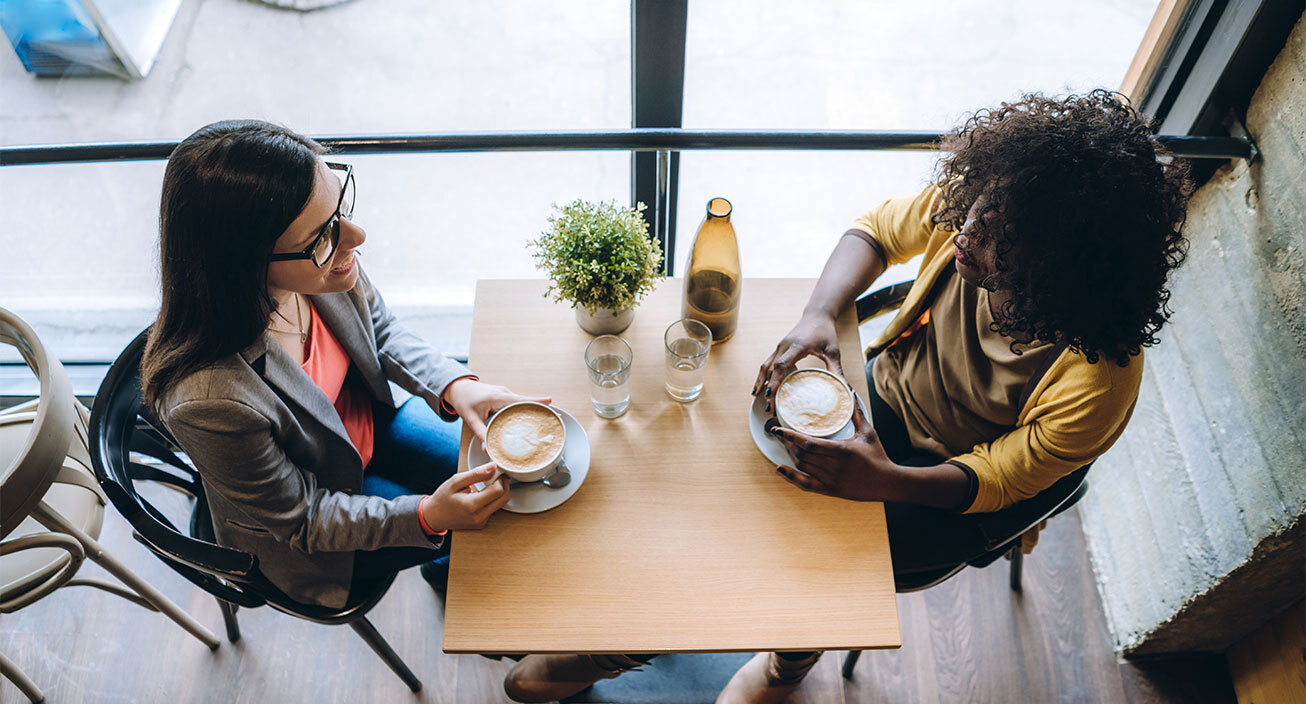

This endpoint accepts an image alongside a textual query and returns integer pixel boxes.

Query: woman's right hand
[421,462,511,531]
[752,311,844,410]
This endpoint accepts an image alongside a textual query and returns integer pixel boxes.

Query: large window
[0,0,1154,366]
[0,2,630,361]
[677,1,1155,281]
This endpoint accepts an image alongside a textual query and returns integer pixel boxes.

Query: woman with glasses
[140,120,542,609]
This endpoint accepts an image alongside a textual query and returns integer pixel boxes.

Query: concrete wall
[1080,15,1306,656]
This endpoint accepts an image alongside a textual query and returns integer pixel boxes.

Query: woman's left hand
[770,402,899,502]
[441,378,552,443]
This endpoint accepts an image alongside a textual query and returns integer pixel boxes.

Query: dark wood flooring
[1,482,1236,704]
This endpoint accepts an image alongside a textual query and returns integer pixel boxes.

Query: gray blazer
[160,269,471,608]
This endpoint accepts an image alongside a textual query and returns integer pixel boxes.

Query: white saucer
[467,405,590,514]
[747,392,869,467]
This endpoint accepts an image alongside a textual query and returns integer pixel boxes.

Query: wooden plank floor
[1,483,1236,703]
[1226,600,1305,704]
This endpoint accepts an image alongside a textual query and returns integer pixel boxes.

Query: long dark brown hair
[141,120,323,411]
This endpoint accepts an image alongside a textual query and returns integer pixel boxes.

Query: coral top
[300,301,375,469]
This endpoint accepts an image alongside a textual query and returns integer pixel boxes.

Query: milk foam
[487,405,565,472]
[498,424,557,461]
[777,371,853,436]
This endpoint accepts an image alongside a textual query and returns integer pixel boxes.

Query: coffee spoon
[504,460,572,490]
[541,460,572,489]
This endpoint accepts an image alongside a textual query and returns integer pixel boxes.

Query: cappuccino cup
[484,402,567,483]
[775,368,855,438]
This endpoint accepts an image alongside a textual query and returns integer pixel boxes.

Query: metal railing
[0,129,1253,275]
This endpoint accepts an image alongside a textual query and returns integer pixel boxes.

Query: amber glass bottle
[682,197,741,344]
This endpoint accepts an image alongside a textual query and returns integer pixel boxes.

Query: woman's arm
[167,398,512,551]
[802,233,890,322]
[355,267,476,421]
[753,185,941,400]
[771,402,973,510]
[953,353,1143,513]
[355,268,550,439]
[776,351,1143,512]
[168,398,439,553]
[752,235,888,400]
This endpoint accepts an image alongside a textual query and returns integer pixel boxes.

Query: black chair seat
[894,563,967,593]
[889,467,1088,592]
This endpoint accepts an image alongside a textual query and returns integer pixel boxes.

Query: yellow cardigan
[851,186,1143,514]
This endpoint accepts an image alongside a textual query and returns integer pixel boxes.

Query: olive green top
[873,271,1052,461]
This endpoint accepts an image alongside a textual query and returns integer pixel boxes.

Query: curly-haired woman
[503,91,1192,703]
[725,90,1191,702]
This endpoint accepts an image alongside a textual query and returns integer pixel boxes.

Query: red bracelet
[439,375,481,417]
[416,495,449,537]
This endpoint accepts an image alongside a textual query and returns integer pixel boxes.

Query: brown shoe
[504,653,645,703]
[716,651,822,704]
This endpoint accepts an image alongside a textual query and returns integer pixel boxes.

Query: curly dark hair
[932,90,1193,365]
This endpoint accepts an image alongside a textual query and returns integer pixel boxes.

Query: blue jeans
[349,397,462,592]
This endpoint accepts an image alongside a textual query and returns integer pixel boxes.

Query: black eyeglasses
[269,162,355,268]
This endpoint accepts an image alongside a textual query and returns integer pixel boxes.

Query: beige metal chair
[0,307,219,704]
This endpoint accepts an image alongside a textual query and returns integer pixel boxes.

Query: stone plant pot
[575,305,634,335]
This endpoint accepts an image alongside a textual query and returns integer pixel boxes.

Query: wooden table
[443,279,900,655]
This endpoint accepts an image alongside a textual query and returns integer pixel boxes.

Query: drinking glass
[664,319,712,402]
[584,335,633,418]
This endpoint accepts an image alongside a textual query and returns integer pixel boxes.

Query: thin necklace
[269,293,307,343]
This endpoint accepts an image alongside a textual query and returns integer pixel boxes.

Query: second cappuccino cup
[774,368,855,438]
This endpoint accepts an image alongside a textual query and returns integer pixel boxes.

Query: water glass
[584,335,633,418]
[664,319,712,402]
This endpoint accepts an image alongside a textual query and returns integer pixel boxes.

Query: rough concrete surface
[1080,13,1306,655]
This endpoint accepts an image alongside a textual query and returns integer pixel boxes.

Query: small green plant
[530,199,664,313]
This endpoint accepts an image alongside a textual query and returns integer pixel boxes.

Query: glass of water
[584,335,633,418]
[664,319,712,402]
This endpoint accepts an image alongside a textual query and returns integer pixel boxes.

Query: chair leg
[217,599,241,643]
[0,652,45,703]
[349,617,422,692]
[841,650,862,679]
[32,501,221,650]
[1008,546,1023,592]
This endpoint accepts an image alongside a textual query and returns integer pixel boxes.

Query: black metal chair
[840,281,1092,679]
[87,328,424,692]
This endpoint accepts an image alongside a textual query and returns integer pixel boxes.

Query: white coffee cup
[483,401,567,483]
[774,368,855,438]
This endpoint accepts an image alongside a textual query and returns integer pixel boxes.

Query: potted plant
[530,199,665,335]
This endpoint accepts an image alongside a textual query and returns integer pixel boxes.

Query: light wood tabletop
[443,278,900,655]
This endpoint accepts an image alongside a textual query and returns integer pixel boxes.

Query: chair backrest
[972,465,1092,552]
[88,328,265,608]
[0,307,75,538]
[855,280,916,326]
[88,328,391,622]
